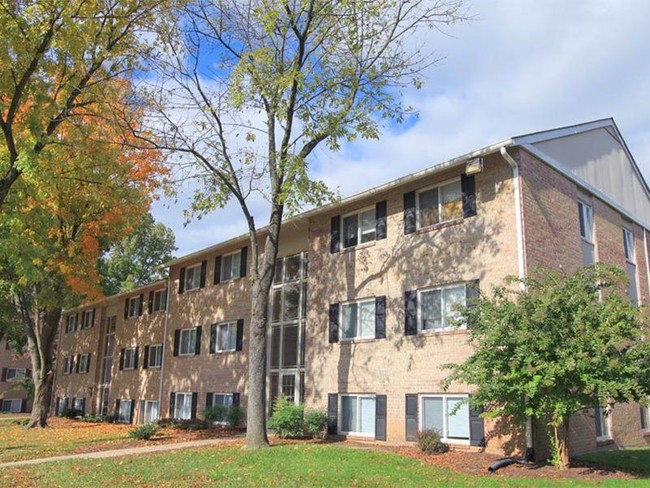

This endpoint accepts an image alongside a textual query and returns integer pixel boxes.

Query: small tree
[444,264,650,470]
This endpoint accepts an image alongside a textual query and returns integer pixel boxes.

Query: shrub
[81,414,109,423]
[128,423,160,440]
[61,407,83,419]
[170,418,208,431]
[204,405,228,423]
[13,418,29,426]
[268,394,304,438]
[227,405,245,428]
[417,429,449,454]
[304,409,328,439]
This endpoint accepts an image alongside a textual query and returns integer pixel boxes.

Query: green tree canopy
[445,264,650,469]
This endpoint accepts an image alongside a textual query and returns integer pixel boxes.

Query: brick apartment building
[51,118,650,457]
[0,339,32,413]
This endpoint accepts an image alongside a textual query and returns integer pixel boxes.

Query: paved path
[0,438,237,468]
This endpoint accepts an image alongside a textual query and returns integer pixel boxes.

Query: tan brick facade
[0,339,31,413]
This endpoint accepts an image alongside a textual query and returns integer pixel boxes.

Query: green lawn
[577,448,650,475]
[3,444,648,488]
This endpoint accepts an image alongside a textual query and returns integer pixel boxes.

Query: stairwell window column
[578,200,595,266]
[623,226,638,305]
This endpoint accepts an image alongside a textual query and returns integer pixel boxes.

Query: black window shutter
[0,368,6,382]
[236,319,244,351]
[195,326,202,355]
[404,291,418,336]
[375,296,386,339]
[75,313,79,330]
[55,397,60,416]
[115,399,121,416]
[461,174,477,218]
[179,267,186,294]
[240,246,248,278]
[327,393,338,435]
[191,392,198,419]
[134,347,139,369]
[143,345,149,369]
[91,308,95,327]
[138,294,144,316]
[403,191,416,234]
[405,394,418,441]
[329,303,339,343]
[376,200,387,240]
[469,405,485,447]
[375,394,387,441]
[233,393,240,407]
[169,392,176,418]
[130,400,136,424]
[26,368,31,378]
[214,256,222,284]
[148,291,154,314]
[200,260,207,288]
[330,216,341,253]
[75,355,80,373]
[80,398,86,416]
[206,392,214,408]
[119,349,125,370]
[20,399,28,413]
[86,356,90,374]
[641,407,647,430]
[173,330,180,357]
[209,324,217,354]
[124,299,129,320]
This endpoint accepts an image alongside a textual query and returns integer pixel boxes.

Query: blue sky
[152,0,650,257]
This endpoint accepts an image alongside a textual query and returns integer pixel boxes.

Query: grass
[3,444,649,488]
[576,448,650,475]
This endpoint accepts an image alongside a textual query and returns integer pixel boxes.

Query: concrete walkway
[0,437,237,468]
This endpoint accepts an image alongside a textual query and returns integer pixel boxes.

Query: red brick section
[0,339,32,412]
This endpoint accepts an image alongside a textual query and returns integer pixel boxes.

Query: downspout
[158,271,172,421]
[500,146,534,461]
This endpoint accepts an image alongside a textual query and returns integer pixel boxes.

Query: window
[123,348,137,370]
[179,328,198,356]
[63,356,73,375]
[623,227,638,304]
[78,354,90,374]
[74,398,85,413]
[1,399,22,413]
[208,393,234,408]
[174,392,193,420]
[57,398,69,416]
[81,309,95,329]
[417,179,462,229]
[66,314,77,333]
[421,395,470,443]
[184,263,202,291]
[595,405,611,440]
[118,399,133,423]
[220,250,242,282]
[341,299,376,340]
[147,345,163,368]
[578,201,595,266]
[342,208,376,248]
[419,283,466,332]
[641,405,650,431]
[215,322,237,352]
[6,368,26,380]
[152,289,167,312]
[142,400,159,423]
[340,395,376,436]
[127,296,140,318]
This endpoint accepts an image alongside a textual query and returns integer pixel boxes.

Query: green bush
[204,405,229,423]
[416,429,449,454]
[61,407,83,419]
[268,394,304,438]
[304,409,328,439]
[13,418,29,426]
[128,423,160,440]
[81,414,110,423]
[226,405,245,428]
[171,418,208,431]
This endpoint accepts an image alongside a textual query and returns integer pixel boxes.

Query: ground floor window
[595,405,611,440]
[1,399,21,413]
[209,393,234,408]
[174,392,193,420]
[74,397,85,414]
[142,400,159,423]
[118,399,133,423]
[340,395,375,436]
[421,394,470,443]
[57,397,69,416]
[641,405,650,431]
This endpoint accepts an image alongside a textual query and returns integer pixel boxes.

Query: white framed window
[421,394,470,443]
[63,356,73,375]
[66,314,77,333]
[78,354,90,374]
[142,400,159,423]
[179,328,198,356]
[623,226,638,304]
[184,263,202,291]
[81,309,95,329]
[342,207,376,249]
[595,405,612,440]
[6,368,26,380]
[123,348,137,370]
[417,179,462,229]
[147,344,163,368]
[74,398,85,412]
[118,399,133,423]
[419,283,466,332]
[152,289,167,312]
[174,392,193,420]
[340,394,376,437]
[1,399,22,413]
[220,250,242,282]
[215,322,237,352]
[209,393,234,408]
[127,296,140,318]
[340,299,376,340]
[578,200,595,266]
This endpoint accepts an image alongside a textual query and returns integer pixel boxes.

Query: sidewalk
[0,437,237,468]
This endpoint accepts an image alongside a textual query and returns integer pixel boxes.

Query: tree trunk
[552,418,571,470]
[245,206,283,449]
[26,369,53,428]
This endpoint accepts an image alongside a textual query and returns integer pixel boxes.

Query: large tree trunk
[245,206,283,449]
[552,418,571,470]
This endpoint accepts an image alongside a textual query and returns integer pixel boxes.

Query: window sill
[340,241,377,254]
[147,365,162,369]
[418,328,467,337]
[339,337,377,344]
[596,437,614,447]
[642,430,650,437]
[213,349,237,354]
[417,218,463,234]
